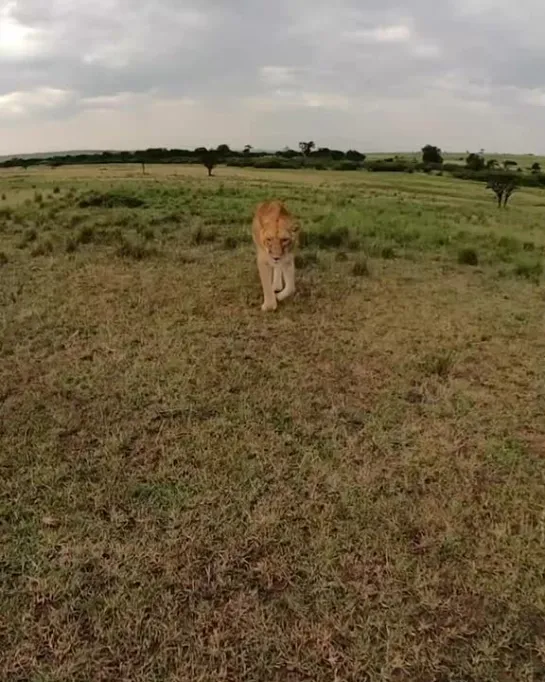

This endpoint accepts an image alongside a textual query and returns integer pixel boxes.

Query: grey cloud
[2,0,545,152]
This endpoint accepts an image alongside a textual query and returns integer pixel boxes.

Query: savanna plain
[1,164,545,681]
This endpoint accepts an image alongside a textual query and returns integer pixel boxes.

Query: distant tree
[276,147,299,159]
[216,144,231,158]
[298,141,316,160]
[346,149,366,162]
[486,174,518,208]
[421,145,443,164]
[201,149,218,177]
[133,155,146,173]
[243,144,253,155]
[531,161,541,173]
[466,152,486,171]
[486,159,498,169]
[503,160,518,169]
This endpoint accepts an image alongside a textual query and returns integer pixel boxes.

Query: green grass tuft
[351,258,370,276]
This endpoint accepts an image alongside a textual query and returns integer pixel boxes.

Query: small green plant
[422,350,455,379]
[34,191,44,204]
[335,251,348,262]
[53,187,61,194]
[1,193,6,201]
[497,235,518,253]
[352,258,370,277]
[0,251,8,266]
[457,247,479,266]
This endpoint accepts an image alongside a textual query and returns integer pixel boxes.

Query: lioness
[252,200,299,311]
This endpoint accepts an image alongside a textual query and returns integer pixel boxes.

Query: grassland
[366,152,545,169]
[1,163,545,681]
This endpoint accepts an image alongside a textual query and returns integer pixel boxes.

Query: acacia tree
[243,144,253,155]
[201,149,218,177]
[346,149,366,162]
[486,174,518,208]
[216,144,231,158]
[466,152,486,171]
[298,141,316,161]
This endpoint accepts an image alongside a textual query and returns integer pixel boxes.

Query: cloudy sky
[1,0,545,155]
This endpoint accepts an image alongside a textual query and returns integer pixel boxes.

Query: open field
[1,164,545,681]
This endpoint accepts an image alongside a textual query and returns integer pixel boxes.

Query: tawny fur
[252,200,299,311]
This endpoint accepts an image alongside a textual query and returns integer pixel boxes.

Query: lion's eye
[281,239,290,245]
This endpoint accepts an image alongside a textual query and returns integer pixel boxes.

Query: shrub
[0,251,8,265]
[366,160,414,173]
[458,248,479,266]
[514,258,543,282]
[78,191,146,209]
[305,226,350,249]
[335,161,360,171]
